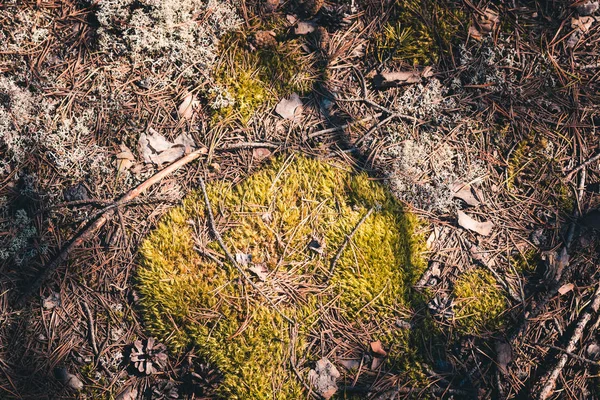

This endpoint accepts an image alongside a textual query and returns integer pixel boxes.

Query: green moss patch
[212,31,317,123]
[453,269,507,334]
[372,0,466,66]
[137,155,429,398]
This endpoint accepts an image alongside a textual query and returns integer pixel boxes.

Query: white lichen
[96,0,241,79]
[378,79,486,213]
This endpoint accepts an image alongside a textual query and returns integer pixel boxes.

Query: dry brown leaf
[116,143,135,173]
[558,283,574,295]
[115,386,138,400]
[308,358,339,400]
[370,357,383,370]
[572,16,596,32]
[275,93,303,121]
[370,340,387,356]
[178,92,200,121]
[469,24,483,41]
[576,1,600,16]
[457,210,494,236]
[338,359,360,370]
[295,21,317,35]
[451,182,480,206]
[496,341,512,375]
[248,264,269,281]
[373,67,433,89]
[252,147,272,160]
[139,129,196,166]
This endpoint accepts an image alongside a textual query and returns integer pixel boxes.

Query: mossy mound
[453,269,507,334]
[372,0,466,66]
[137,155,428,398]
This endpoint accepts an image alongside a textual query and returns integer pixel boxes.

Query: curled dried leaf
[457,210,494,236]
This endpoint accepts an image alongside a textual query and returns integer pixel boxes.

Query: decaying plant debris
[2,0,600,399]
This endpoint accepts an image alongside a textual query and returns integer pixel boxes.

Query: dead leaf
[275,93,303,121]
[495,341,512,375]
[457,210,494,236]
[586,343,600,360]
[477,8,499,33]
[370,356,383,370]
[54,367,84,391]
[138,129,196,166]
[295,21,317,35]
[43,292,61,310]
[373,67,434,89]
[451,182,480,206]
[558,283,574,295]
[567,29,583,48]
[116,143,135,173]
[249,264,269,281]
[252,147,272,161]
[572,16,596,32]
[338,359,360,370]
[115,386,138,400]
[308,358,339,400]
[286,15,298,25]
[370,340,387,357]
[178,93,200,121]
[469,24,483,41]
[576,1,600,16]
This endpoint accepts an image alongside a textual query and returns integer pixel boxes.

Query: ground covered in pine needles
[2,0,600,399]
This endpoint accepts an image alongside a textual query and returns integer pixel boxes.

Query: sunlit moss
[137,155,429,398]
[453,269,507,334]
[212,31,317,123]
[372,0,466,66]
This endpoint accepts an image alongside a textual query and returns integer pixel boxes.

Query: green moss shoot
[453,269,507,335]
[137,155,430,398]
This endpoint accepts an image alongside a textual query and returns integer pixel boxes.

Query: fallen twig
[82,301,113,378]
[535,282,600,400]
[536,343,600,368]
[16,142,283,307]
[565,151,600,181]
[197,174,294,325]
[15,147,209,307]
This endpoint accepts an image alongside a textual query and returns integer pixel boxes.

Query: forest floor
[2,0,600,399]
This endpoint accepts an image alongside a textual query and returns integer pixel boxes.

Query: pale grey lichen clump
[381,79,486,213]
[0,77,42,168]
[96,0,241,78]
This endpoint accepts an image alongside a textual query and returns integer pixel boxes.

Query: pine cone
[302,0,324,17]
[312,26,330,51]
[318,5,351,31]
[181,358,223,396]
[148,380,179,400]
[249,30,277,50]
[129,337,168,375]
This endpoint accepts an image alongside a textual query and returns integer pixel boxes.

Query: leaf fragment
[275,93,303,121]
[457,210,494,236]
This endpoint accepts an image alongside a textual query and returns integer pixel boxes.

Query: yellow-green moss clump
[212,31,317,123]
[453,269,507,334]
[372,0,466,66]
[137,155,428,399]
